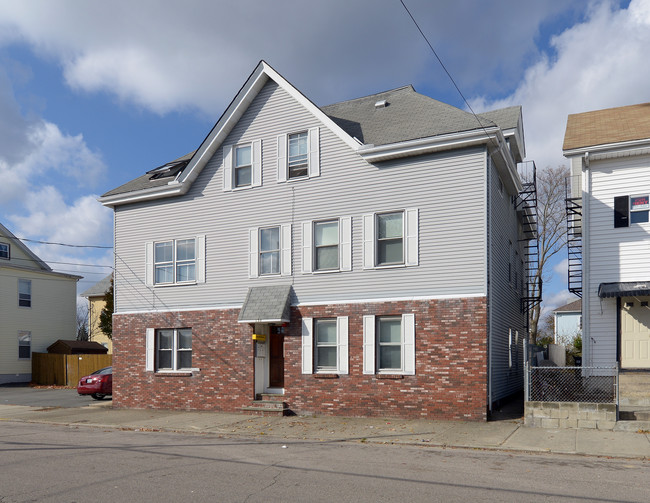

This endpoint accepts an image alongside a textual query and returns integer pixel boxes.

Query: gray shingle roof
[238,285,292,323]
[81,273,113,298]
[321,86,497,146]
[554,299,581,313]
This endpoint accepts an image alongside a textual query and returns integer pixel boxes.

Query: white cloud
[541,289,579,316]
[553,257,569,276]
[471,0,650,170]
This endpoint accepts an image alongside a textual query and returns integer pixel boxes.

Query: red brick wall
[113,297,488,420]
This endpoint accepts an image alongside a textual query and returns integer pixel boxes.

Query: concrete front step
[619,397,650,407]
[240,398,288,417]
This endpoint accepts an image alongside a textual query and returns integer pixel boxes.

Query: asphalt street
[0,384,100,408]
[0,421,648,503]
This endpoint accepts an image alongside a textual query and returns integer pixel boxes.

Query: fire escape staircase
[516,162,542,315]
[565,180,582,298]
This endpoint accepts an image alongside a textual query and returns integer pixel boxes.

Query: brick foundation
[113,297,488,421]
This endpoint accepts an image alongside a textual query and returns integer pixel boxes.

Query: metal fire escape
[516,161,542,315]
[565,178,582,297]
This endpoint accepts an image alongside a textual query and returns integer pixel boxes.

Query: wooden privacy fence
[32,353,112,386]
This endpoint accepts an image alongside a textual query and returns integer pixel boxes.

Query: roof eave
[98,181,188,208]
[563,138,650,159]
[357,127,500,161]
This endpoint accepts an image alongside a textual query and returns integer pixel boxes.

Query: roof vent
[374,100,387,109]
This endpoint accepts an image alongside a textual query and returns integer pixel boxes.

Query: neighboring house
[0,223,81,384]
[81,273,113,353]
[100,61,538,420]
[563,102,650,370]
[553,299,581,345]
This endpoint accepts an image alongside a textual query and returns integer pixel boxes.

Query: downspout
[582,154,590,365]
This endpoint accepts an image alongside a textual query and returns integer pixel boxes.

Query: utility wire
[16,236,112,249]
[399,0,498,144]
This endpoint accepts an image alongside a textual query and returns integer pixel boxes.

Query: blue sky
[0,0,646,312]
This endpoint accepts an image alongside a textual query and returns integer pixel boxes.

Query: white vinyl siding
[362,314,415,375]
[584,155,650,366]
[113,80,488,313]
[301,316,348,374]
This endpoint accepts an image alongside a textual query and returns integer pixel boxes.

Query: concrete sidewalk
[1,401,649,460]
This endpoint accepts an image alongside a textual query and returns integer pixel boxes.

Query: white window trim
[146,328,195,372]
[249,224,292,278]
[362,208,418,269]
[18,279,31,308]
[0,242,9,260]
[145,236,206,287]
[18,330,31,360]
[277,127,320,183]
[223,140,262,191]
[362,313,415,375]
[301,316,349,374]
[301,217,352,274]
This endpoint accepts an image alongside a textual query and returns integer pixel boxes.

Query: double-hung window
[234,145,252,187]
[301,317,349,374]
[18,331,31,359]
[146,236,205,286]
[259,227,280,275]
[363,209,418,269]
[0,242,9,259]
[277,128,320,182]
[18,279,31,307]
[288,132,308,178]
[249,224,291,278]
[150,328,192,372]
[301,217,352,273]
[362,314,415,375]
[222,140,261,191]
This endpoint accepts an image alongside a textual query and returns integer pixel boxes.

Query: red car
[77,366,112,400]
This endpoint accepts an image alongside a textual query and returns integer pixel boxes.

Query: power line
[399,0,497,143]
[17,236,112,249]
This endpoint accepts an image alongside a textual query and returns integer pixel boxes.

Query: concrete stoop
[619,372,650,406]
[239,394,289,417]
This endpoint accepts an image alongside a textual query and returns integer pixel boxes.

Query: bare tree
[529,165,570,342]
[76,303,89,341]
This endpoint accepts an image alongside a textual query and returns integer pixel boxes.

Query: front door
[269,326,284,388]
[621,296,650,368]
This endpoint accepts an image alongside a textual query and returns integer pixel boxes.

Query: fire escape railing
[516,161,542,317]
[565,178,582,298]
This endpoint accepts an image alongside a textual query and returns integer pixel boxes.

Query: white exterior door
[621,296,650,368]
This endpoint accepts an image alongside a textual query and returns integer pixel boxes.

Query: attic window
[148,160,190,180]
[374,100,387,109]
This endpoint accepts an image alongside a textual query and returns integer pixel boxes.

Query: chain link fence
[526,365,618,403]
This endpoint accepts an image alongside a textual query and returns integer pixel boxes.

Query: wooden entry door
[269,326,284,388]
[621,296,650,368]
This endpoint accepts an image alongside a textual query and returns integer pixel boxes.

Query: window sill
[376,374,405,379]
[313,373,339,379]
[153,281,198,288]
[154,369,198,377]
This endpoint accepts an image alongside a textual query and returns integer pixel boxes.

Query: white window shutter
[337,316,349,374]
[281,224,292,276]
[302,317,313,374]
[145,328,155,372]
[340,216,352,271]
[362,315,375,374]
[277,134,287,182]
[223,145,233,191]
[405,208,419,266]
[362,214,375,269]
[301,221,313,273]
[145,242,154,286]
[249,228,259,278]
[402,313,415,375]
[195,235,206,283]
[252,139,262,187]
[308,127,320,178]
